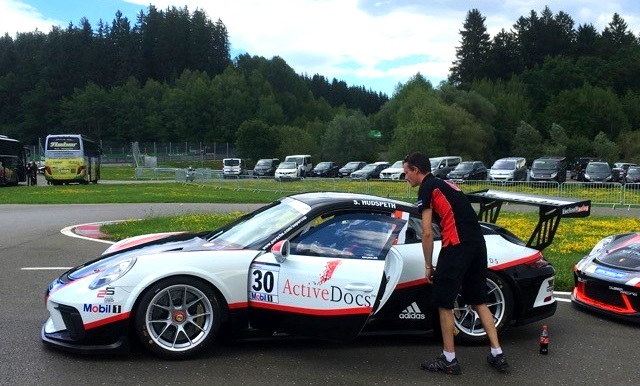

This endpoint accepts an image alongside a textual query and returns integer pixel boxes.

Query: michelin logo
[399,302,425,320]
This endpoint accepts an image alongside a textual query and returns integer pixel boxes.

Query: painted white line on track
[61,221,119,245]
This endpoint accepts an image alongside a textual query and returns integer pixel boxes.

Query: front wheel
[453,271,513,344]
[134,276,222,359]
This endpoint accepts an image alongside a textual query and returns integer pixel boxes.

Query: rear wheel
[453,271,513,344]
[134,276,222,359]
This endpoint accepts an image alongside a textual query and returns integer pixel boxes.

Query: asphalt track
[2,203,639,386]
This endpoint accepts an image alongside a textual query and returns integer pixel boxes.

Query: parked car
[338,161,366,178]
[571,157,602,181]
[222,158,248,178]
[253,158,280,177]
[42,190,590,359]
[489,157,528,182]
[350,162,390,180]
[447,161,487,181]
[284,155,312,177]
[624,165,640,183]
[573,232,640,323]
[583,161,614,183]
[612,162,637,183]
[429,156,462,179]
[274,161,300,180]
[311,162,339,178]
[379,161,405,180]
[529,157,567,183]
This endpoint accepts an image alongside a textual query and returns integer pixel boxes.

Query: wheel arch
[129,274,232,332]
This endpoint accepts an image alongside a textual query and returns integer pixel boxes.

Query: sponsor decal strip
[250,302,372,316]
[490,251,543,271]
[84,312,131,330]
[228,302,248,309]
[395,278,428,290]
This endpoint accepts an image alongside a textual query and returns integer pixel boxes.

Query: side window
[399,216,440,244]
[290,212,403,260]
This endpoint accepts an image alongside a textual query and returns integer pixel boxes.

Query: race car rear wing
[466,189,591,251]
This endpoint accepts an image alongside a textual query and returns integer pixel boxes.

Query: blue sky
[1,0,639,96]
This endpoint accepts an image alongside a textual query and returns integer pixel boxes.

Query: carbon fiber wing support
[466,189,591,251]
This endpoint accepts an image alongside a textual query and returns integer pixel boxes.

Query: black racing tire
[453,271,513,345]
[134,276,222,359]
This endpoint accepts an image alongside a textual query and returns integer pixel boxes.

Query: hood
[102,231,207,255]
[596,236,640,272]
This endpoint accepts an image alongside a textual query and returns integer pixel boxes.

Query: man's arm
[421,208,434,282]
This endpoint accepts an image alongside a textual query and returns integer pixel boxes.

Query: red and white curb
[61,221,120,245]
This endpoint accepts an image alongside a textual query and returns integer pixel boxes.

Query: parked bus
[0,135,28,186]
[44,134,101,184]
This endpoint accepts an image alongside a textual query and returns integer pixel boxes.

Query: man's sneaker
[487,353,510,373]
[420,353,462,375]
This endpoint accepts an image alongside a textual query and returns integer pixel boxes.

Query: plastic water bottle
[539,325,549,355]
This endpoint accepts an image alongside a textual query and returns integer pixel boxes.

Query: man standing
[402,152,509,375]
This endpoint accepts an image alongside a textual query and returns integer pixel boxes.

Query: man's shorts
[431,241,488,309]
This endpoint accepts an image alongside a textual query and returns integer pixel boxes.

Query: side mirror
[271,239,290,263]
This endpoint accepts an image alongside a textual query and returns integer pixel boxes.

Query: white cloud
[3,0,640,95]
[0,0,61,36]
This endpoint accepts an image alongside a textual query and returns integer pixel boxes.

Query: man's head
[403,152,431,187]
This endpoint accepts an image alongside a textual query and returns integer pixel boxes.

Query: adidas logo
[399,302,425,320]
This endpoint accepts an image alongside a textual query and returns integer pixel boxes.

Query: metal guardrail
[132,169,640,207]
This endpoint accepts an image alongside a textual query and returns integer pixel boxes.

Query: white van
[222,158,247,178]
[429,156,462,178]
[284,154,312,177]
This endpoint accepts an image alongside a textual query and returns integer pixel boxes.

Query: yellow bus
[44,134,101,185]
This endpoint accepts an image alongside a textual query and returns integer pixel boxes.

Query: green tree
[542,123,568,156]
[511,121,543,161]
[449,9,491,86]
[544,84,629,139]
[320,112,376,164]
[274,125,319,161]
[593,131,619,162]
[235,119,280,160]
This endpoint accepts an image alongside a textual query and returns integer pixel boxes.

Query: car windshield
[389,160,403,168]
[343,162,361,169]
[454,162,474,171]
[586,163,610,172]
[360,164,376,172]
[285,157,303,164]
[533,160,558,170]
[206,197,311,249]
[279,162,297,169]
[628,166,640,174]
[316,162,331,169]
[492,160,515,169]
[256,160,271,166]
[224,159,240,166]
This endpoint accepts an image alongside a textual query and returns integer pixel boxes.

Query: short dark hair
[403,152,430,174]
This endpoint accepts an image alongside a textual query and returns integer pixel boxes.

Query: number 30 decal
[249,264,280,304]
[252,269,276,293]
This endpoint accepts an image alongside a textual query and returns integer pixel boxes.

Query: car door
[248,212,406,341]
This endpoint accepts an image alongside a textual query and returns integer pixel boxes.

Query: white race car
[42,190,590,359]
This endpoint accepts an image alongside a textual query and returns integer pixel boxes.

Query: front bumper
[572,272,640,323]
[42,305,130,354]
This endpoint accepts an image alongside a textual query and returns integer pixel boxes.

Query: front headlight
[584,173,590,180]
[551,172,557,178]
[88,256,136,290]
[589,236,614,256]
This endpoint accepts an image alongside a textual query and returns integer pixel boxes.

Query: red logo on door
[318,260,341,284]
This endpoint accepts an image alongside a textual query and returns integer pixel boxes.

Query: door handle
[345,284,374,292]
